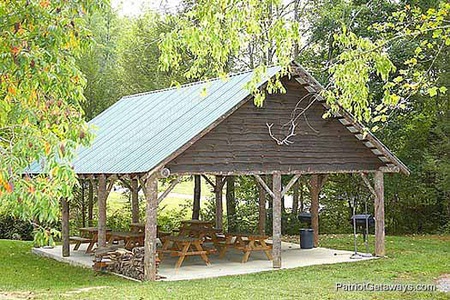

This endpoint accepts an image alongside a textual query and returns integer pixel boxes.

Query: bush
[0,214,34,241]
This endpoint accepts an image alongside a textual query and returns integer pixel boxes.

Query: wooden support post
[215,175,224,229]
[61,197,70,257]
[272,172,282,268]
[258,180,266,235]
[192,175,201,220]
[292,180,299,216]
[374,171,385,257]
[97,175,107,249]
[88,179,94,227]
[144,173,158,281]
[131,178,139,223]
[80,180,86,227]
[310,175,320,248]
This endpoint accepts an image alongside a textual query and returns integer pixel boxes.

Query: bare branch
[267,121,297,146]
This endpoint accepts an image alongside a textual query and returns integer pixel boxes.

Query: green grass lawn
[0,235,449,299]
[170,177,214,197]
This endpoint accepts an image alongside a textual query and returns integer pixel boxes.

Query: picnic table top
[164,235,203,242]
[109,231,144,238]
[130,223,145,227]
[225,233,269,239]
[180,220,214,225]
[79,227,112,232]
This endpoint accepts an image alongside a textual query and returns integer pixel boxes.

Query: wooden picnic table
[179,220,222,243]
[217,233,273,263]
[158,235,211,269]
[108,231,145,250]
[78,227,112,254]
[130,223,172,240]
[130,223,145,233]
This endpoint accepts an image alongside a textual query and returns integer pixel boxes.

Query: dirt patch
[0,291,34,299]
[61,286,109,296]
[436,274,450,293]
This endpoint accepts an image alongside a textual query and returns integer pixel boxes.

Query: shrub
[0,214,34,241]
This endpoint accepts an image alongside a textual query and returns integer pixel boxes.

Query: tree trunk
[81,180,86,227]
[272,172,282,268]
[88,180,94,227]
[258,180,266,235]
[131,178,140,223]
[226,176,236,232]
[292,180,299,216]
[215,176,224,229]
[192,175,201,220]
[97,175,107,249]
[310,175,320,247]
[299,179,304,212]
[374,171,385,257]
[61,197,70,257]
[144,174,158,281]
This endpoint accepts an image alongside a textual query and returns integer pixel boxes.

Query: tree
[159,0,302,105]
[78,5,122,121]
[0,0,104,245]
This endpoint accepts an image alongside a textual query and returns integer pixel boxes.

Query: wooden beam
[254,175,275,198]
[272,172,282,268]
[360,173,378,199]
[281,174,301,197]
[97,174,107,249]
[119,177,132,190]
[202,175,216,189]
[61,197,70,257]
[215,175,224,229]
[374,171,385,257]
[105,176,116,199]
[143,173,159,281]
[158,177,181,204]
[131,178,139,223]
[310,175,320,248]
[138,177,148,198]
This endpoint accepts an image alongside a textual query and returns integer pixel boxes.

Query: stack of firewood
[104,247,148,280]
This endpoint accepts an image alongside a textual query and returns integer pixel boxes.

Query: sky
[111,0,181,16]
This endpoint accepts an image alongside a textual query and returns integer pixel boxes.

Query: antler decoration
[266,121,297,146]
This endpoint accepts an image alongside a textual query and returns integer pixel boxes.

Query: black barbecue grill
[350,214,375,227]
[297,212,312,226]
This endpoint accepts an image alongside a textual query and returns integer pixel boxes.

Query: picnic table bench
[217,233,273,263]
[158,235,212,269]
[78,227,112,254]
[70,236,91,250]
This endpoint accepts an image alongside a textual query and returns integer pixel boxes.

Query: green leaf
[428,87,438,97]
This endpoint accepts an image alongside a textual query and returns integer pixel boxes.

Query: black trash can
[300,229,314,249]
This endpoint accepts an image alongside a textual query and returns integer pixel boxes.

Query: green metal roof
[30,67,281,175]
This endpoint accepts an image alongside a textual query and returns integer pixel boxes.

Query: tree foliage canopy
[0,0,103,245]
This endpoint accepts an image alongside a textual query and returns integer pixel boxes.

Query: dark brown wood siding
[166,78,384,175]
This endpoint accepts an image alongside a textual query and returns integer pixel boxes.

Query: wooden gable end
[166,77,384,175]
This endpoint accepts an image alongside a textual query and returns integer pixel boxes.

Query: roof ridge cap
[122,67,271,100]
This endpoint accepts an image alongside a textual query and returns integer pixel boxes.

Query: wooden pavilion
[33,62,408,281]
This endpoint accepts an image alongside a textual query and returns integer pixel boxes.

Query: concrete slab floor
[32,242,376,281]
